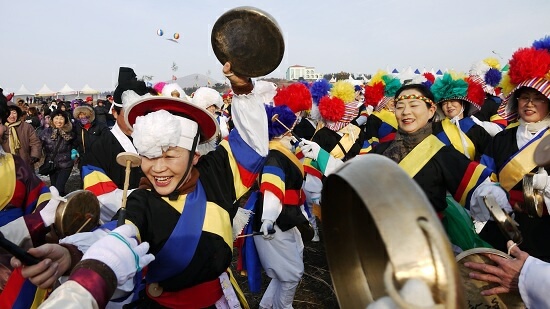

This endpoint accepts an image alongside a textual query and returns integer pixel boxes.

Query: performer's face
[517,88,550,123]
[141,146,199,196]
[394,89,436,133]
[441,99,464,119]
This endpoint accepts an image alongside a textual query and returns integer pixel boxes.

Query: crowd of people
[0,34,549,308]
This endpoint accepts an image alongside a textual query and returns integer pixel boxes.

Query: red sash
[146,277,222,308]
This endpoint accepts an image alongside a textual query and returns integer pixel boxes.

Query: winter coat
[73,120,109,167]
[93,105,109,124]
[39,123,76,169]
[1,121,42,166]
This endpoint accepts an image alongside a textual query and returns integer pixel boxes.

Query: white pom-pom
[193,87,223,109]
[121,90,152,110]
[132,110,182,158]
[469,61,490,78]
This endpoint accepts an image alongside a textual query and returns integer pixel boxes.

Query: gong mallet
[115,152,142,227]
[271,114,301,144]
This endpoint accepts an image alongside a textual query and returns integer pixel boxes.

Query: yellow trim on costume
[203,202,232,248]
[399,135,445,178]
[29,287,49,309]
[0,153,17,210]
[83,170,116,189]
[162,195,232,248]
[219,140,249,200]
[499,130,550,191]
[269,141,304,177]
[0,153,16,210]
[441,118,475,159]
[330,124,361,159]
[261,174,285,193]
[228,268,250,309]
[373,109,398,129]
[506,121,520,129]
[458,164,487,205]
[35,192,52,213]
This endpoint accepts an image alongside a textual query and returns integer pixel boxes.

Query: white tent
[35,84,56,97]
[16,85,33,96]
[58,84,76,95]
[79,84,99,95]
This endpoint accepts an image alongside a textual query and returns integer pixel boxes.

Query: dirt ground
[45,168,340,309]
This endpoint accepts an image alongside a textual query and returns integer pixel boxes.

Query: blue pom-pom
[298,80,311,89]
[421,80,433,89]
[484,68,502,87]
[533,35,550,52]
[265,104,297,140]
[310,79,332,105]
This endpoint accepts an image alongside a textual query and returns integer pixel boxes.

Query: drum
[456,248,525,308]
[322,154,465,308]
[211,6,284,77]
[54,190,100,238]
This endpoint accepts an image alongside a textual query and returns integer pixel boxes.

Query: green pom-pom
[381,75,402,97]
[431,73,468,103]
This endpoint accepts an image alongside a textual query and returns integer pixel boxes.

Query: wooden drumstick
[115,152,142,227]
[271,114,300,143]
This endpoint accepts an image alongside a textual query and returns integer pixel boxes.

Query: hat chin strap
[168,131,200,201]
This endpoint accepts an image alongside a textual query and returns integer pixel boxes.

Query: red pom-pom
[273,83,312,113]
[423,72,435,83]
[318,96,345,122]
[465,77,485,106]
[364,82,385,107]
[509,47,550,85]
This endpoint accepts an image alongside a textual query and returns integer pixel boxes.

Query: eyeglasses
[517,95,548,105]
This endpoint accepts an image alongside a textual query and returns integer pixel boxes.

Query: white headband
[132,110,198,158]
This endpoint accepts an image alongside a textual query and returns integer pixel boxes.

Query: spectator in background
[25,106,41,130]
[105,94,116,127]
[85,96,93,106]
[93,99,108,124]
[1,103,42,167]
[72,105,109,170]
[39,109,75,195]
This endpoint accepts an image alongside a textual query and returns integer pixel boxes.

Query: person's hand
[11,244,72,289]
[533,168,549,190]
[81,224,154,286]
[464,240,529,295]
[260,220,275,240]
[299,140,321,160]
[40,186,67,227]
[222,62,250,89]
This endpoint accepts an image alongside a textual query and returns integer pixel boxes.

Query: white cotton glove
[533,169,549,191]
[299,140,321,160]
[81,224,155,286]
[470,182,513,222]
[260,219,275,240]
[470,115,503,137]
[40,186,67,227]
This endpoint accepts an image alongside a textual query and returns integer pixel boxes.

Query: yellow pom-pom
[483,57,501,70]
[368,70,388,86]
[448,70,466,80]
[330,81,356,103]
[499,73,515,96]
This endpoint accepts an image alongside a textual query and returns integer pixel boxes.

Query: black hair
[50,109,70,125]
[7,105,23,120]
[394,84,435,108]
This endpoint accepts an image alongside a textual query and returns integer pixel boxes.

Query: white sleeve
[39,280,99,309]
[0,217,31,246]
[97,189,135,223]
[519,256,550,308]
[470,115,503,137]
[261,190,283,223]
[303,173,323,202]
[219,116,230,139]
[231,81,272,157]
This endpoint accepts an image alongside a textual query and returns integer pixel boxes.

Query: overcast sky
[1,0,549,93]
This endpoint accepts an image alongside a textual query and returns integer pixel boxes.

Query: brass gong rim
[522,173,544,218]
[211,6,284,77]
[54,190,100,238]
[322,154,464,308]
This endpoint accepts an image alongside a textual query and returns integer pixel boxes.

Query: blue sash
[146,180,207,283]
[241,191,262,293]
[0,208,24,227]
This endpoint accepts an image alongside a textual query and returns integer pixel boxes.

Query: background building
[286,65,323,81]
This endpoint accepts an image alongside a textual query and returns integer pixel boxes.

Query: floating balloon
[157,29,164,36]
[173,33,180,40]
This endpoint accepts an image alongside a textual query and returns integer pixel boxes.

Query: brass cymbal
[54,190,100,238]
[211,6,284,77]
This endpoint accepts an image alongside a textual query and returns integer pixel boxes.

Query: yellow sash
[399,135,445,178]
[441,118,475,159]
[373,109,398,129]
[330,124,361,159]
[499,129,550,191]
[0,154,16,210]
[269,141,304,178]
